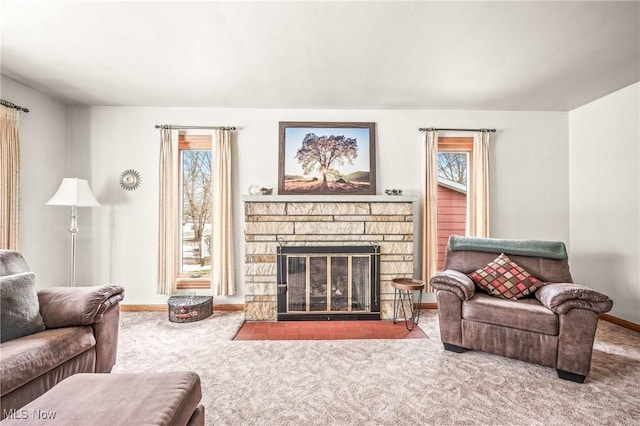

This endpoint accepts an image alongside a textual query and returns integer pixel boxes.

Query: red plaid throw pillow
[470,253,545,300]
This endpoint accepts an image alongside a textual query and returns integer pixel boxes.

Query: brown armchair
[430,235,613,383]
[0,250,124,417]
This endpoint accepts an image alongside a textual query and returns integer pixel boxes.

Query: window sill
[177,278,211,290]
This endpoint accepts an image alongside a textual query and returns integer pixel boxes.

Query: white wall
[569,83,640,324]
[66,107,569,304]
[0,76,69,287]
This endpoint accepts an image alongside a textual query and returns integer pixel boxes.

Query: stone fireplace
[243,195,419,321]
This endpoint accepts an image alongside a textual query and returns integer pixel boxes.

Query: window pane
[437,151,468,271]
[181,150,212,276]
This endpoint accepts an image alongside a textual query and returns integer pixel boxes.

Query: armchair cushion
[536,283,613,315]
[463,293,558,336]
[38,285,125,329]
[0,272,46,343]
[470,253,545,300]
[430,270,475,300]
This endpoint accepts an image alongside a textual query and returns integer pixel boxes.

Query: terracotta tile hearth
[233,320,427,340]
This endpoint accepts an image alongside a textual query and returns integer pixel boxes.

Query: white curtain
[157,128,179,295]
[421,130,439,291]
[211,129,235,296]
[0,106,21,250]
[469,131,491,237]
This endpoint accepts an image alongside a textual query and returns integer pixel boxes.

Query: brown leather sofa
[430,235,613,383]
[0,250,124,418]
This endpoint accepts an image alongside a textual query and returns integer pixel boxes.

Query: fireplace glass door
[277,245,380,320]
[286,255,371,314]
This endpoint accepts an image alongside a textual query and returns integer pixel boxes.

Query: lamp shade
[46,178,100,207]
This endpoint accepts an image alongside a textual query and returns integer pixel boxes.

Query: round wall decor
[120,169,141,191]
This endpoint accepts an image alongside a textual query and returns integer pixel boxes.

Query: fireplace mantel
[243,196,420,321]
[242,194,418,203]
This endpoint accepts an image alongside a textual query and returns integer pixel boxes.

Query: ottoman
[0,372,204,426]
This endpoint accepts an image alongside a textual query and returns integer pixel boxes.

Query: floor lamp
[46,178,100,287]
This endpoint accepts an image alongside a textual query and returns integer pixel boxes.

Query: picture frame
[278,121,376,195]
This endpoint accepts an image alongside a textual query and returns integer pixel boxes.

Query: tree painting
[295,133,359,190]
[280,123,375,195]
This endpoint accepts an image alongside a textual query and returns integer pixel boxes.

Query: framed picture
[278,122,376,195]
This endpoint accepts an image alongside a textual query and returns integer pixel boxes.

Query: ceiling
[1,1,639,111]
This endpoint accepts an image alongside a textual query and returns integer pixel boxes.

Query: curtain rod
[0,99,29,113]
[155,124,236,131]
[419,127,496,133]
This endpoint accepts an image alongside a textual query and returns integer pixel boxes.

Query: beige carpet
[113,310,640,425]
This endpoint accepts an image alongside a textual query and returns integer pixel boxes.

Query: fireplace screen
[277,245,380,320]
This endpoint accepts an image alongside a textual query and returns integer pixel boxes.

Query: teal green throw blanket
[448,235,568,260]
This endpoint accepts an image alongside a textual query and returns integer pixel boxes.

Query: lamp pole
[69,205,78,287]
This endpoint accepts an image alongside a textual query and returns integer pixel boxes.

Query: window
[178,135,212,289]
[437,137,473,270]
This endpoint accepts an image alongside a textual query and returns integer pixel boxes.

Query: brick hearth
[242,195,419,320]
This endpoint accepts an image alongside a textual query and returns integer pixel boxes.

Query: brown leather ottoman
[0,372,204,426]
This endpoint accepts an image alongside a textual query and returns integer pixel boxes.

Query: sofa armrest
[429,270,475,301]
[536,283,612,315]
[37,285,125,329]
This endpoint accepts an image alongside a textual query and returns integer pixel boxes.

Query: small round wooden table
[391,278,425,331]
